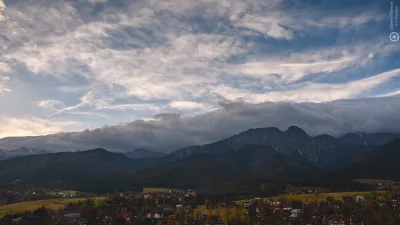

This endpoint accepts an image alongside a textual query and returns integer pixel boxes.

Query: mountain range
[0,126,399,192]
[162,126,400,169]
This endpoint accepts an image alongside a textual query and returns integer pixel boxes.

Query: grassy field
[0,197,106,218]
[234,191,390,205]
[45,190,78,196]
[279,192,368,202]
[354,179,400,188]
[142,188,173,193]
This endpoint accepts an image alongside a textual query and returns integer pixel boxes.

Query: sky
[0,0,399,152]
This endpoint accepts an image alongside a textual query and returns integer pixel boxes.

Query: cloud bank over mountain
[0,97,399,152]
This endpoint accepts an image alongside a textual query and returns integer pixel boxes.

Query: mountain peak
[81,148,110,154]
[285,126,308,136]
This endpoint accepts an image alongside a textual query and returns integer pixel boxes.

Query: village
[1,183,400,225]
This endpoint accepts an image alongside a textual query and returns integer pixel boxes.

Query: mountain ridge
[125,148,167,158]
[161,126,400,169]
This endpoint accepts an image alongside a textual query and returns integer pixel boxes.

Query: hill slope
[326,139,400,180]
[125,148,167,158]
[132,145,319,188]
[0,146,317,191]
[0,148,154,189]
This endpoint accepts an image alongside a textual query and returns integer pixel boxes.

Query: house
[11,217,22,224]
[378,202,387,207]
[162,205,175,214]
[243,202,252,208]
[327,215,345,225]
[270,201,280,206]
[291,209,301,214]
[64,212,82,217]
[146,211,164,219]
[355,195,366,203]
[120,212,132,221]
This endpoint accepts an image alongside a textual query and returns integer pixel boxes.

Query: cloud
[0,0,5,21]
[0,116,83,138]
[378,89,400,97]
[169,101,207,110]
[37,100,65,112]
[88,0,107,4]
[213,68,400,103]
[0,74,11,94]
[153,113,182,121]
[2,0,393,109]
[38,91,161,116]
[0,62,10,72]
[234,14,294,40]
[0,97,399,152]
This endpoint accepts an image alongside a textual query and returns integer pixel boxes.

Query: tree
[224,207,232,224]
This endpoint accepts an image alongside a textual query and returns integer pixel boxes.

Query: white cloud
[0,116,83,138]
[37,100,65,112]
[0,0,5,21]
[1,0,393,109]
[299,13,385,30]
[0,74,10,93]
[213,68,400,103]
[0,87,11,93]
[234,14,293,40]
[378,89,400,97]
[41,91,162,116]
[0,62,10,72]
[277,55,358,82]
[169,101,207,110]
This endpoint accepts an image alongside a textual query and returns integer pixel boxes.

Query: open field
[277,192,382,202]
[354,179,400,184]
[354,179,400,188]
[0,197,106,218]
[142,188,173,193]
[45,190,78,196]
[235,191,391,205]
